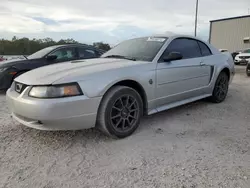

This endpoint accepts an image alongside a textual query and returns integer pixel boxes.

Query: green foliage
[93,42,111,51]
[0,36,110,55]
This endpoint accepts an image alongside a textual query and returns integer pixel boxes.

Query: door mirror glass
[163,52,183,62]
[46,55,57,61]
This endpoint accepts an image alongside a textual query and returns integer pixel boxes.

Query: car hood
[15,58,149,85]
[0,59,29,68]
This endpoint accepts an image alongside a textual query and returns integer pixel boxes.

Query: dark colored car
[0,44,104,90]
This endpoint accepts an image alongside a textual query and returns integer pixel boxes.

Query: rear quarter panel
[203,51,234,94]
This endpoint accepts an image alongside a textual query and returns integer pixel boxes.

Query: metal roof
[210,15,250,22]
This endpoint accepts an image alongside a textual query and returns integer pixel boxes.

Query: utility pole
[194,0,199,36]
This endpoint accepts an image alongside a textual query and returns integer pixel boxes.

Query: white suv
[235,48,250,65]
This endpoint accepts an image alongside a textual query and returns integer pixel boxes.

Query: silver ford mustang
[6,35,235,138]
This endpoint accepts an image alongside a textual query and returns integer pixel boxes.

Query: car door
[77,47,100,60]
[155,38,211,108]
[47,47,78,64]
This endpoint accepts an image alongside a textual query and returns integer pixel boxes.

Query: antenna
[194,0,199,37]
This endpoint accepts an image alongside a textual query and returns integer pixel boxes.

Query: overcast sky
[0,0,249,44]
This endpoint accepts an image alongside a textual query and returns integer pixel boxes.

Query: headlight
[29,83,83,98]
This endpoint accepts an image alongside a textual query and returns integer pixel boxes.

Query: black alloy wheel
[97,86,143,138]
[110,95,139,133]
[246,66,250,77]
[210,72,229,103]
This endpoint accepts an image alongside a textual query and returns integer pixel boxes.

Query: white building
[209,15,250,52]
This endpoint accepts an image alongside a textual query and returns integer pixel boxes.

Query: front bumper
[6,85,102,130]
[235,58,250,64]
[0,71,13,90]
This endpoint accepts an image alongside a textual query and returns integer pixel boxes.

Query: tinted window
[49,47,77,61]
[102,37,167,61]
[164,38,202,60]
[28,46,58,59]
[198,42,212,56]
[78,48,97,59]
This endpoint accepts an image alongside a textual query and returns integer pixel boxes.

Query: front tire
[210,72,229,103]
[96,86,143,138]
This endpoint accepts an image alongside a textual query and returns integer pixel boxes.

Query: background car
[7,35,234,138]
[231,50,242,60]
[0,44,104,90]
[234,48,250,65]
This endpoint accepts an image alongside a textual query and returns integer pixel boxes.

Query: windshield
[28,46,58,59]
[102,37,167,61]
[242,49,250,53]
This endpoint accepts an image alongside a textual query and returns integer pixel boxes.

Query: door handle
[200,62,206,66]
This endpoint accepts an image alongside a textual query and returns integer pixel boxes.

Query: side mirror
[163,52,183,62]
[46,55,57,61]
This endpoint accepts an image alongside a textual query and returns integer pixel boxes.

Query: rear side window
[165,38,202,59]
[78,47,98,59]
[198,41,212,56]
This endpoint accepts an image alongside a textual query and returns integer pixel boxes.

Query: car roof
[144,34,207,42]
[145,34,219,54]
[48,43,104,52]
[51,43,92,48]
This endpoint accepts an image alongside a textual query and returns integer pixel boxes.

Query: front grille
[15,82,28,94]
[239,56,250,59]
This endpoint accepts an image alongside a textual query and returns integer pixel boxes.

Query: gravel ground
[0,66,250,188]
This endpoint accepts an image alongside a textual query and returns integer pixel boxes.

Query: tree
[0,37,111,55]
[93,42,111,51]
[12,36,17,41]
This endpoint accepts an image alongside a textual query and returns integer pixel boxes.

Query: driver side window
[161,38,202,61]
[49,47,77,62]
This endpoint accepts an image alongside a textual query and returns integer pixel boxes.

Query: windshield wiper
[104,55,136,61]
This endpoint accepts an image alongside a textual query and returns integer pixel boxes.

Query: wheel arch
[102,79,148,115]
[220,67,230,80]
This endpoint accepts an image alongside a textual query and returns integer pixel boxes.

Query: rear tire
[96,86,143,138]
[210,72,229,103]
[246,67,250,77]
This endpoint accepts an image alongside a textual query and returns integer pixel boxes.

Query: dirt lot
[0,66,250,188]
